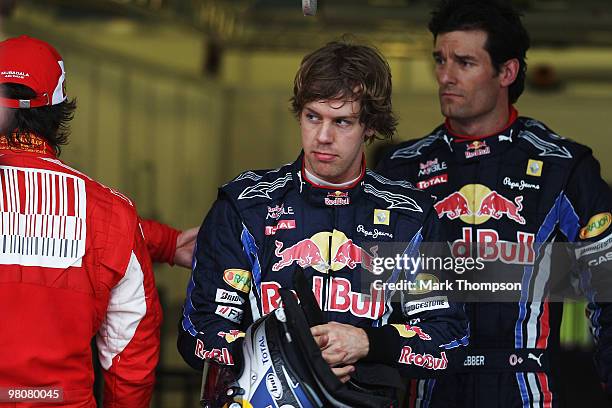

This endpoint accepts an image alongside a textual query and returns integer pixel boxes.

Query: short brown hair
[291,40,397,141]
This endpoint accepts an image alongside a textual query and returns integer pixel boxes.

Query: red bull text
[260,277,386,319]
[451,227,535,264]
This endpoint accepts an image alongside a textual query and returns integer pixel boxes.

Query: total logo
[451,227,535,264]
[261,277,386,319]
[434,184,526,225]
[272,230,378,274]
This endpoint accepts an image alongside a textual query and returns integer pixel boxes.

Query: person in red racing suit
[178,41,470,385]
[377,1,612,406]
[140,219,198,269]
[0,35,162,408]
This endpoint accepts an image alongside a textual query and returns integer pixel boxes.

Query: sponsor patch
[266,372,283,400]
[357,224,393,239]
[464,355,486,367]
[575,235,612,259]
[404,296,449,316]
[265,219,296,236]
[261,277,386,319]
[509,354,524,367]
[272,230,379,274]
[464,140,490,159]
[392,324,432,340]
[223,269,252,293]
[215,305,243,324]
[526,159,543,177]
[503,177,540,191]
[266,204,294,220]
[417,174,448,190]
[217,330,245,343]
[215,288,245,305]
[580,213,612,240]
[418,158,447,176]
[194,339,234,365]
[587,251,612,267]
[374,209,390,225]
[325,191,350,206]
[435,184,526,225]
[450,228,535,265]
[398,346,448,370]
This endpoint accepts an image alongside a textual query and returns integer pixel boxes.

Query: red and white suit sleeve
[140,218,181,265]
[96,222,162,408]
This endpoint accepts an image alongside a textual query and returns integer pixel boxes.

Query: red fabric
[446,106,519,141]
[0,135,161,407]
[140,219,180,265]
[0,36,67,107]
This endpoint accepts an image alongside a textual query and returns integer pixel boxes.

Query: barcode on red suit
[0,166,86,268]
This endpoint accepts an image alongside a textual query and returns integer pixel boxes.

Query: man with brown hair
[0,35,163,407]
[178,40,469,388]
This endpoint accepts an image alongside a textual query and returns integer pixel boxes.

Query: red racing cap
[0,35,67,108]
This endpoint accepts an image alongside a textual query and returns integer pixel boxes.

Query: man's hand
[311,321,369,382]
[173,227,198,268]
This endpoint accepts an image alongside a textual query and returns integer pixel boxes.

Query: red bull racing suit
[178,155,469,379]
[377,110,612,407]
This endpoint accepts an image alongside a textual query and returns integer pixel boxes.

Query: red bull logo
[272,238,329,272]
[261,277,386,319]
[434,191,470,220]
[333,239,379,273]
[194,339,234,365]
[217,330,245,343]
[325,191,350,206]
[272,230,379,274]
[392,324,432,340]
[451,227,535,264]
[398,346,448,370]
[434,184,526,225]
[465,140,491,159]
[477,191,525,224]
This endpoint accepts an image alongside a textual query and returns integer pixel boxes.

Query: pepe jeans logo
[503,177,540,191]
[357,224,393,239]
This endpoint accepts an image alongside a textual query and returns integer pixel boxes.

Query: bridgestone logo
[404,296,449,316]
[215,289,244,305]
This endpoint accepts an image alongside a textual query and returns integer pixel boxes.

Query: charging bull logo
[272,230,378,274]
[435,184,526,225]
[217,330,245,344]
[261,277,386,319]
[392,324,432,340]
